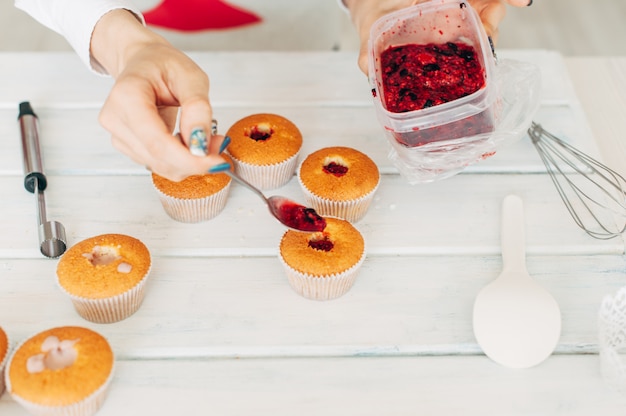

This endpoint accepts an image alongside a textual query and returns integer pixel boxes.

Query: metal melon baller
[19,101,67,258]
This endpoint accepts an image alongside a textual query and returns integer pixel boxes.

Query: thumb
[357,42,369,75]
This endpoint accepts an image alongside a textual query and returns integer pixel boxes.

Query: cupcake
[0,326,9,397]
[279,217,366,300]
[5,326,114,416]
[225,113,303,190]
[56,234,151,324]
[298,146,380,222]
[152,154,233,223]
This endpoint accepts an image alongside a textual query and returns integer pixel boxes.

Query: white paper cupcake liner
[5,338,114,416]
[298,176,379,223]
[57,266,151,324]
[598,285,626,392]
[279,249,366,301]
[0,331,11,398]
[153,182,231,223]
[228,151,299,190]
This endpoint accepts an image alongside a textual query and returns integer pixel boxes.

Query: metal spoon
[188,122,326,232]
[222,169,326,232]
[472,194,561,368]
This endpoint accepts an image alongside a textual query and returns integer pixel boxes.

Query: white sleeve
[14,0,145,75]
[337,0,349,13]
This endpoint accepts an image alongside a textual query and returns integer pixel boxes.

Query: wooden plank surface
[567,57,626,179]
[1,174,622,258]
[1,51,626,415]
[0,254,624,357]
[0,50,577,106]
[0,103,599,176]
[2,356,626,416]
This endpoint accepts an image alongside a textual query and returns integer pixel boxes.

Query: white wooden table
[1,50,626,415]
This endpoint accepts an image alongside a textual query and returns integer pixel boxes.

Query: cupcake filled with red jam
[297,146,379,222]
[278,217,366,301]
[225,113,303,190]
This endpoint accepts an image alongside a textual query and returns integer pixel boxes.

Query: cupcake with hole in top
[298,146,380,222]
[152,154,234,223]
[5,326,114,416]
[56,233,151,324]
[279,217,366,300]
[225,113,303,190]
[0,326,9,398]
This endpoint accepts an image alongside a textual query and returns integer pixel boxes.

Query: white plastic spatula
[472,194,562,368]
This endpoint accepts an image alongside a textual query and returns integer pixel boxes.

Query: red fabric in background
[143,0,262,32]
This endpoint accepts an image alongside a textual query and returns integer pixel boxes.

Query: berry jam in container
[368,0,499,182]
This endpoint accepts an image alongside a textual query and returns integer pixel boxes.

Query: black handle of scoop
[19,101,47,193]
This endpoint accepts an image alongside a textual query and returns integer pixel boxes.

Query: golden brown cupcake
[279,217,366,300]
[56,234,151,323]
[0,326,9,397]
[298,146,380,222]
[5,326,114,416]
[225,113,303,190]
[152,154,233,223]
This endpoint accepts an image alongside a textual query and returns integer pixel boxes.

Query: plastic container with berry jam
[368,0,530,183]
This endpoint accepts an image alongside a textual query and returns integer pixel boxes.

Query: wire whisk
[528,121,626,240]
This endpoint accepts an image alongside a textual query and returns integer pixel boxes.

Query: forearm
[90,9,168,78]
[14,0,144,74]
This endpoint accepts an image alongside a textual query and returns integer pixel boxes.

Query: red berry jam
[381,42,484,113]
[247,123,273,141]
[308,234,334,252]
[278,202,326,232]
[379,42,493,147]
[323,162,348,177]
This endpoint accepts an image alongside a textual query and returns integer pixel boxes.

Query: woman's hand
[91,9,226,181]
[344,0,531,74]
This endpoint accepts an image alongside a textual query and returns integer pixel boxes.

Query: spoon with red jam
[223,169,326,232]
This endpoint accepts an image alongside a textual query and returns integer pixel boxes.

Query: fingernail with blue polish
[189,127,208,156]
[208,162,231,174]
[219,136,231,154]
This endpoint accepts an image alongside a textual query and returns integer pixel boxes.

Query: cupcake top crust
[280,217,365,276]
[152,154,233,199]
[57,234,151,299]
[299,146,379,201]
[225,113,303,165]
[7,326,114,407]
[0,326,8,363]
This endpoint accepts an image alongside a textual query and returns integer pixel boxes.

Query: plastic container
[368,0,496,148]
[366,0,541,183]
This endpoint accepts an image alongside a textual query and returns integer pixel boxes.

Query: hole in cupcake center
[82,245,121,266]
[26,336,79,374]
[308,233,334,252]
[246,123,273,141]
[322,156,349,177]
